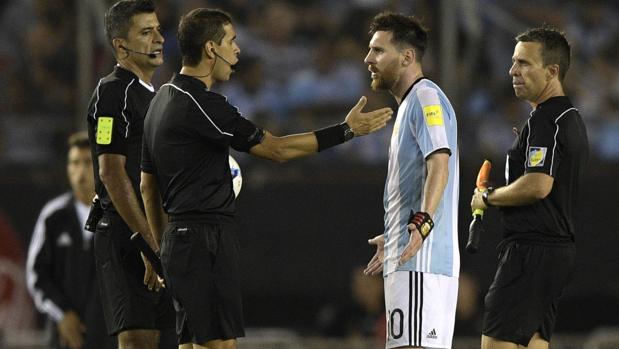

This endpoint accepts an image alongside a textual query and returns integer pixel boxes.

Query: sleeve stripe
[26,194,71,322]
[162,83,234,136]
[91,78,104,121]
[121,79,135,138]
[524,110,534,169]
[91,78,134,140]
[550,107,577,176]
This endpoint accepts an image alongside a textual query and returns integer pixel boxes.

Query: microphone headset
[212,49,234,66]
[184,48,236,79]
[119,45,157,59]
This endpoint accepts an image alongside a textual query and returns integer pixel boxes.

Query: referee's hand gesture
[344,96,392,136]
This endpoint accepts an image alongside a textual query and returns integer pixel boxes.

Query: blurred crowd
[1,0,618,167]
[0,0,618,341]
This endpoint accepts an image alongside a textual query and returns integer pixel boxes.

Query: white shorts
[384,271,458,349]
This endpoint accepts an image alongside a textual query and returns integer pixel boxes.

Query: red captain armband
[408,211,434,241]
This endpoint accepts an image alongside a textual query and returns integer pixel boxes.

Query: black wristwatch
[482,187,495,207]
[340,122,355,141]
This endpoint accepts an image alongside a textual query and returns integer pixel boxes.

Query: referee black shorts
[94,211,176,338]
[160,216,244,345]
[482,240,576,346]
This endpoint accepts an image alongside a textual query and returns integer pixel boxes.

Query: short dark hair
[178,8,232,67]
[67,131,90,149]
[516,26,571,81]
[104,0,156,48]
[369,12,428,62]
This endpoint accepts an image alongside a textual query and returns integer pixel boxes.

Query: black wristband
[408,211,434,241]
[482,187,495,207]
[314,122,354,152]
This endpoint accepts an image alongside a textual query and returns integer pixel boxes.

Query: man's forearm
[141,175,167,247]
[486,173,553,207]
[102,171,158,251]
[421,153,449,216]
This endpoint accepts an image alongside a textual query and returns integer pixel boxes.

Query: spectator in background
[287,38,365,109]
[316,266,385,349]
[19,0,76,113]
[454,272,483,337]
[219,55,288,133]
[26,131,115,349]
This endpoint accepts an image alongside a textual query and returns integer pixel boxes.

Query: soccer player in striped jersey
[363,12,460,349]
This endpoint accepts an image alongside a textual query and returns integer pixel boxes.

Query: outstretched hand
[345,96,392,136]
[364,234,385,276]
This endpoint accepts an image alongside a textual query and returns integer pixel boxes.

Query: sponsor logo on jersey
[426,328,438,339]
[528,146,547,167]
[423,105,444,126]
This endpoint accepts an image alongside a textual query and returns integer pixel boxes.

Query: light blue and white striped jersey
[383,78,460,277]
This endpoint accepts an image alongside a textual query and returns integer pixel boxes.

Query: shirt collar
[114,65,155,91]
[173,73,208,89]
[536,96,570,110]
[401,76,426,103]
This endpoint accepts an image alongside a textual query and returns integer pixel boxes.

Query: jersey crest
[528,146,547,167]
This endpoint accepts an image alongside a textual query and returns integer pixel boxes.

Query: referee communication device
[119,45,157,59]
[466,159,492,254]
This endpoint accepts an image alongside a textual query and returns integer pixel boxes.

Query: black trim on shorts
[419,272,423,346]
[409,272,413,347]
[409,272,425,347]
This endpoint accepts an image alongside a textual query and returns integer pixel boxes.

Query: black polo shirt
[141,74,263,217]
[86,66,155,211]
[500,96,589,243]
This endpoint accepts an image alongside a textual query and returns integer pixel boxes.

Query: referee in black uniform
[471,27,589,349]
[140,8,392,349]
[26,132,115,349]
[85,1,174,348]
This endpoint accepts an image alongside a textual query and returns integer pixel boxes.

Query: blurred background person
[26,131,115,349]
[315,266,385,349]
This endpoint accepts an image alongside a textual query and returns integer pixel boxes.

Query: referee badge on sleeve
[96,117,114,145]
[528,146,547,167]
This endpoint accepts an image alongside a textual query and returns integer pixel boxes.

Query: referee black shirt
[86,66,155,211]
[141,74,263,217]
[501,96,589,243]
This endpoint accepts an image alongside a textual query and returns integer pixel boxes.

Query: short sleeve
[409,87,451,158]
[524,117,557,176]
[191,93,262,152]
[91,82,131,156]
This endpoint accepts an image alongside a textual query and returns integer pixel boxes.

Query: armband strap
[249,127,266,145]
[314,122,354,152]
[408,211,434,241]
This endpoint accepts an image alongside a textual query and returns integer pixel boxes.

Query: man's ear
[546,64,560,81]
[204,41,216,59]
[112,38,124,52]
[402,47,416,66]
